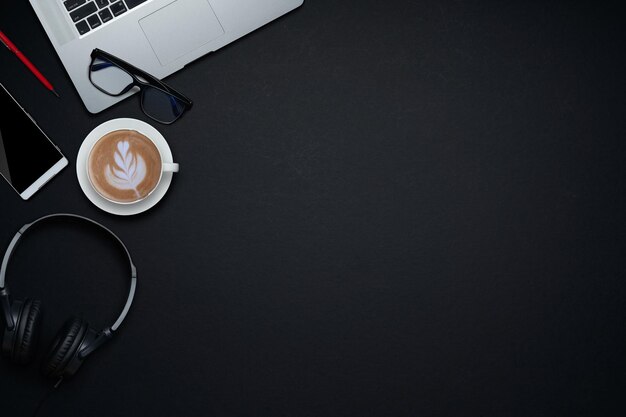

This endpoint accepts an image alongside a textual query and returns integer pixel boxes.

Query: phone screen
[0,84,64,195]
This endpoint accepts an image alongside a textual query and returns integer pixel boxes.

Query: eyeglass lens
[90,57,134,95]
[141,86,187,124]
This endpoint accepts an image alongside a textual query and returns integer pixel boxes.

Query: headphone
[0,214,137,380]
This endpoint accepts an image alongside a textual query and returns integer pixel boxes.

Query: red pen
[0,30,60,98]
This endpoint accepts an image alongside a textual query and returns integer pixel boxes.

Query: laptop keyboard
[63,0,150,35]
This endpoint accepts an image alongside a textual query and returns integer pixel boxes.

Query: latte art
[105,141,147,198]
[88,130,162,203]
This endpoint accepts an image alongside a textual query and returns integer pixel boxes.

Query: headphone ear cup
[1,298,43,365]
[1,298,23,359]
[15,299,42,364]
[42,317,88,379]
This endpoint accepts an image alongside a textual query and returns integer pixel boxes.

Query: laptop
[30,0,304,113]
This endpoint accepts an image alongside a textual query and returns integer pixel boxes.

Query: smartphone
[0,83,68,200]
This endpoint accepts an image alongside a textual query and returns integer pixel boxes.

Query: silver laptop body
[30,0,303,113]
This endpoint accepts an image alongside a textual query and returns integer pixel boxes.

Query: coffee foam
[88,130,162,203]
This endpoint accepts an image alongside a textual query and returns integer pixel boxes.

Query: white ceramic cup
[87,129,179,205]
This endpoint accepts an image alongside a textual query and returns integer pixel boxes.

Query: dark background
[1,0,626,416]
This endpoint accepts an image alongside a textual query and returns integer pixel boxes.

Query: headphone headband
[0,214,137,333]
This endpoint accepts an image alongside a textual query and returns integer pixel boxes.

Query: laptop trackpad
[139,0,224,66]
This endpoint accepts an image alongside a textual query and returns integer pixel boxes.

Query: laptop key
[87,14,102,29]
[64,0,86,12]
[109,1,127,16]
[95,0,109,8]
[70,2,97,22]
[75,20,90,35]
[98,9,113,23]
[125,0,148,9]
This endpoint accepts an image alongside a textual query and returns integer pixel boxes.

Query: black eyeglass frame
[89,48,193,124]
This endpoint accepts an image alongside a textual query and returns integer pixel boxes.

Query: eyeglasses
[89,49,193,124]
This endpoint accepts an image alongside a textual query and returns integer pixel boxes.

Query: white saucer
[76,118,176,216]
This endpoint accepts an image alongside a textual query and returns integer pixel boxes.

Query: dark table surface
[1,1,626,416]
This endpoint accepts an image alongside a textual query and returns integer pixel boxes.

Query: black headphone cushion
[14,299,42,364]
[42,317,86,378]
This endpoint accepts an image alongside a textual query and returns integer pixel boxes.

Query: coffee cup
[87,129,178,204]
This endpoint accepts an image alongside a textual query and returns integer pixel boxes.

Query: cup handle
[163,162,179,173]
